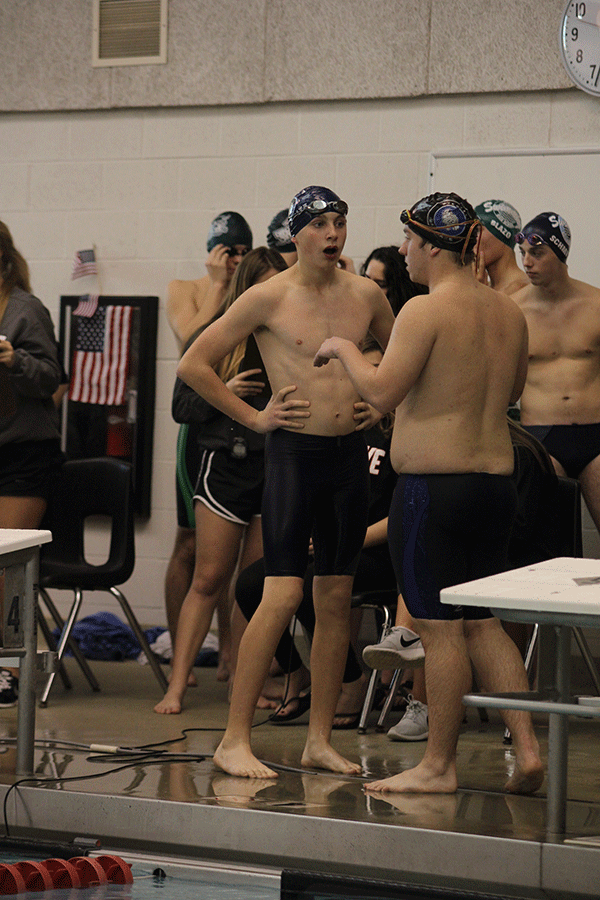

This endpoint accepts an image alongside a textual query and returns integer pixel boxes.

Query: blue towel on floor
[51,612,218,666]
[52,612,144,660]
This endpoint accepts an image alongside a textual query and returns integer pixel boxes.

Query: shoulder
[571,277,600,303]
[167,277,204,304]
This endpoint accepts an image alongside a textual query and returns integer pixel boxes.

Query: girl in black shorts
[154,247,288,715]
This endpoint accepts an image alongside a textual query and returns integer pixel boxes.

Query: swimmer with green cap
[474,199,529,296]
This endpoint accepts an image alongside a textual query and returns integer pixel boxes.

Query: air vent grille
[93,0,167,67]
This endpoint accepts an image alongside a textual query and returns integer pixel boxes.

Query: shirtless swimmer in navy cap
[179,185,395,778]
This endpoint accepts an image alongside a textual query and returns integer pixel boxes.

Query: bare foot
[154,688,183,715]
[505,760,544,795]
[255,694,280,710]
[301,742,362,776]
[364,762,457,794]
[213,740,278,779]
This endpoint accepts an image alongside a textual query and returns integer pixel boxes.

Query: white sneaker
[387,695,428,741]
[362,626,425,669]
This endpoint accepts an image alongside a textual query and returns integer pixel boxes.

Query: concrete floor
[2,656,600,898]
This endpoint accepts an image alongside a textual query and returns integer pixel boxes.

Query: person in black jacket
[0,219,63,707]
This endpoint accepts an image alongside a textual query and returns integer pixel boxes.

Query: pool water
[0,851,280,900]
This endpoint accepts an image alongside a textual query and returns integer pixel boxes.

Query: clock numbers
[560,0,600,95]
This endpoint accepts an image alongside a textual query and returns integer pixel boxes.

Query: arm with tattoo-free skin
[177,281,310,434]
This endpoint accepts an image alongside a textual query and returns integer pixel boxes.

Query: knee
[190,564,230,603]
[172,528,196,567]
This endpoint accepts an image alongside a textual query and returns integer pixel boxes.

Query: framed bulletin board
[59,295,158,518]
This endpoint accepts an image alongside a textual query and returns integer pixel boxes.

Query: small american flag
[73,294,99,318]
[69,304,132,406]
[71,248,98,280]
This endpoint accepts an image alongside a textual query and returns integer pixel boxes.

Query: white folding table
[441,557,600,836]
[1,528,52,775]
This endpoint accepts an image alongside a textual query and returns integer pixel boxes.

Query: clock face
[560,1,600,96]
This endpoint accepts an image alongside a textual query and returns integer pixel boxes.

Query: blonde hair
[0,220,31,305]
[207,247,287,383]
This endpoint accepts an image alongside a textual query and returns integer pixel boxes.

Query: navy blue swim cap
[401,192,480,261]
[288,186,348,238]
[516,212,571,264]
[267,209,295,253]
[206,212,253,253]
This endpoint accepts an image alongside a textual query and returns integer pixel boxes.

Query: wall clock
[560,1,600,95]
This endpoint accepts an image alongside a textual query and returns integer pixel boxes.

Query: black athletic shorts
[0,439,64,500]
[262,429,369,578]
[193,446,263,526]
[388,472,518,621]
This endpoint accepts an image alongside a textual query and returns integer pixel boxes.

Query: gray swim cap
[475,200,522,247]
[206,212,253,253]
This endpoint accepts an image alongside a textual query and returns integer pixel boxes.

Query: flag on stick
[73,294,99,318]
[71,248,98,279]
[69,304,132,406]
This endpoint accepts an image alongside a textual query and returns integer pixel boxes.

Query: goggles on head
[304,198,348,216]
[515,232,545,247]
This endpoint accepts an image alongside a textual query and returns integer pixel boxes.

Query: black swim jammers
[261,429,369,578]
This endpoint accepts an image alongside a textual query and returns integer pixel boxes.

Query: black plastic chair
[522,476,600,690]
[37,457,168,706]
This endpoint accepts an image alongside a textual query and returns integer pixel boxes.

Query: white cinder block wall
[2,89,600,625]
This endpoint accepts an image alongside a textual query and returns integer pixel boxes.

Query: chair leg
[109,587,168,693]
[376,668,403,731]
[39,588,90,706]
[573,626,600,695]
[357,604,393,734]
[38,587,100,695]
[36,604,72,690]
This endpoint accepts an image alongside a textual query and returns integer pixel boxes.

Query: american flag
[73,294,99,318]
[69,304,132,406]
[71,248,98,280]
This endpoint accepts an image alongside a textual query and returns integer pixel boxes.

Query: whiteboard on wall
[430,149,600,287]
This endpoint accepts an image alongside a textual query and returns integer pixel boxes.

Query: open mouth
[324,246,338,258]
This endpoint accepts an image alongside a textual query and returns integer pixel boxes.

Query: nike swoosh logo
[400,636,421,648]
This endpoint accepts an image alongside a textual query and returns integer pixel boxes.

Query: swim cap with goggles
[206,211,253,254]
[267,209,295,254]
[400,192,480,263]
[515,212,571,264]
[474,199,522,247]
[288,186,348,238]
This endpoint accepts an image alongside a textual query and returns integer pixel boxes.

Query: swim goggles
[400,208,480,263]
[226,246,250,257]
[515,232,546,247]
[304,199,348,216]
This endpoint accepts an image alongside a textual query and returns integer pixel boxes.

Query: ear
[429,245,441,257]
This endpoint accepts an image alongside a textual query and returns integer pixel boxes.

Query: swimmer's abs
[521,380,600,426]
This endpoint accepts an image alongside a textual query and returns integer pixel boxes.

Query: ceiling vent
[92,0,167,67]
